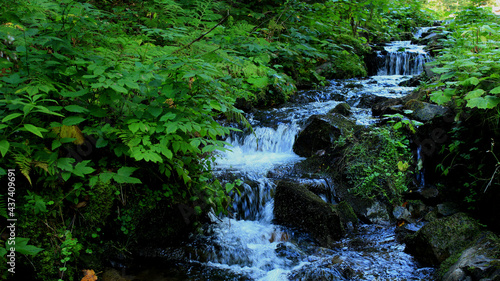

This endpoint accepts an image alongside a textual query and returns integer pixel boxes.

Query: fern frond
[14,154,32,185]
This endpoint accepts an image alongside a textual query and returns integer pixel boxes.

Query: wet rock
[329,102,352,117]
[371,97,405,116]
[275,243,305,263]
[442,233,500,281]
[292,115,342,157]
[437,202,460,217]
[348,93,390,109]
[399,73,424,87]
[364,201,391,224]
[273,180,345,247]
[406,200,429,220]
[393,206,412,222]
[288,257,356,281]
[405,100,449,122]
[419,32,447,46]
[405,212,484,266]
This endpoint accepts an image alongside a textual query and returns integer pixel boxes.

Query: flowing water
[131,34,436,280]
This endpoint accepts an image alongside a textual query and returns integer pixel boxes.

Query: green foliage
[0,0,437,279]
[427,7,500,112]
[341,126,412,205]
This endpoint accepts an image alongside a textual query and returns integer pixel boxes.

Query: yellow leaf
[52,125,85,145]
[397,161,409,172]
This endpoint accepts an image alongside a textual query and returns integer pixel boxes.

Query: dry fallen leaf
[81,269,98,281]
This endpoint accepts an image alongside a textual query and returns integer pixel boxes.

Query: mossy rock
[328,102,352,117]
[273,180,345,247]
[405,212,483,266]
[441,232,500,281]
[337,201,358,226]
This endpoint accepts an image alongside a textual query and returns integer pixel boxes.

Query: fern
[14,154,32,185]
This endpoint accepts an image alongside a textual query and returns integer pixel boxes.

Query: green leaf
[116,167,137,177]
[57,158,75,171]
[467,96,500,109]
[431,67,451,74]
[0,140,9,157]
[110,84,128,93]
[99,172,114,183]
[125,80,140,89]
[96,138,108,148]
[52,139,62,150]
[64,105,89,113]
[73,160,95,177]
[128,123,140,134]
[24,124,46,138]
[60,89,89,98]
[113,167,141,183]
[159,112,176,121]
[148,107,163,118]
[210,100,221,111]
[460,77,480,86]
[2,113,23,122]
[465,89,485,100]
[10,237,43,256]
[62,116,85,126]
[166,123,178,134]
[490,86,500,94]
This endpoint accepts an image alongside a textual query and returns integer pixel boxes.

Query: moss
[337,201,358,226]
[438,251,463,278]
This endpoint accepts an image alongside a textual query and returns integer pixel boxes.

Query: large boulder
[273,180,346,247]
[404,212,483,266]
[405,100,449,122]
[442,233,500,281]
[293,115,342,157]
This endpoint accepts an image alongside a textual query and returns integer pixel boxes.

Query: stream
[131,36,437,280]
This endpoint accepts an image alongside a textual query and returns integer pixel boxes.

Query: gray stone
[407,101,449,122]
[443,233,500,281]
[365,201,391,225]
[393,206,413,222]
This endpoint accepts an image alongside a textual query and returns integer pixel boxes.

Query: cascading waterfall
[140,28,437,281]
[377,41,432,76]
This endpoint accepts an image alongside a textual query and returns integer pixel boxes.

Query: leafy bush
[341,126,412,205]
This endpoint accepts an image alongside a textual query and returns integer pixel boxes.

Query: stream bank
[103,28,500,281]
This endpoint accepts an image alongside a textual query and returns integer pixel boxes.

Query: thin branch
[174,11,230,54]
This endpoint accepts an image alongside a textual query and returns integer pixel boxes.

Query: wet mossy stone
[329,103,352,117]
[273,180,345,247]
[441,232,500,281]
[404,212,483,266]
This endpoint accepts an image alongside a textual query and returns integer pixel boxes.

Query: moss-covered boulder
[273,180,346,247]
[404,212,483,266]
[329,102,352,117]
[441,233,500,281]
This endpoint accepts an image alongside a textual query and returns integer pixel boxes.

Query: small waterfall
[377,41,432,76]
